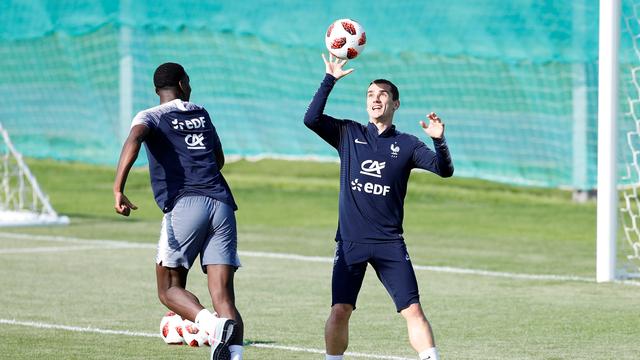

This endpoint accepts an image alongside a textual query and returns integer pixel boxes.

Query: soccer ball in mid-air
[325,18,366,59]
[181,319,210,347]
[160,311,184,345]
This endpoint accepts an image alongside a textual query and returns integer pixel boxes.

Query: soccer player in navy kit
[113,63,244,360]
[304,54,454,360]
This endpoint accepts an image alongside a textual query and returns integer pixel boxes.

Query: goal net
[0,123,68,227]
[618,0,640,279]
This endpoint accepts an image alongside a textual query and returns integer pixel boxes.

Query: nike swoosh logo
[354,139,367,144]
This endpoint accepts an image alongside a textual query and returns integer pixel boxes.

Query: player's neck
[369,118,393,134]
[159,94,178,105]
[158,91,186,105]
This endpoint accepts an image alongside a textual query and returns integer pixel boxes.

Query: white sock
[326,355,344,360]
[419,347,440,360]
[194,309,217,333]
[229,345,243,360]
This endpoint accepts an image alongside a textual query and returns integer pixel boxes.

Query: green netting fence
[0,0,635,189]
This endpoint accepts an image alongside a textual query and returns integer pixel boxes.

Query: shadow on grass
[243,339,276,345]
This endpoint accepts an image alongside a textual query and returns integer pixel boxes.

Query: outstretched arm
[413,112,454,177]
[303,53,353,148]
[113,124,149,216]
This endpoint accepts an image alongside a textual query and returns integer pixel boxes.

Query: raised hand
[322,53,354,80]
[419,112,445,139]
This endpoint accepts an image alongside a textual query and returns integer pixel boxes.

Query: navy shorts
[331,240,420,312]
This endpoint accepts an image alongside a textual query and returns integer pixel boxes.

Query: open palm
[322,53,354,80]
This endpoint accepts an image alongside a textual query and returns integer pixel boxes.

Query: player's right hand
[114,192,138,216]
[322,53,354,80]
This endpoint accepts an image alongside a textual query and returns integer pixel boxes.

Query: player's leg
[400,303,438,360]
[156,264,205,321]
[325,303,353,357]
[201,198,243,359]
[325,241,368,358]
[370,242,439,360]
[207,264,243,356]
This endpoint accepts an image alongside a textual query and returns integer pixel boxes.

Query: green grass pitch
[0,159,638,359]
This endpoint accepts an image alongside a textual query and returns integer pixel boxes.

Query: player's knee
[330,304,353,322]
[210,292,237,316]
[210,288,233,303]
[400,302,426,320]
[157,289,170,307]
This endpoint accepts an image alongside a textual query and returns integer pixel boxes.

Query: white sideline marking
[0,318,413,360]
[0,232,152,248]
[0,245,118,254]
[0,318,157,338]
[412,264,594,282]
[1,232,639,286]
[241,250,332,263]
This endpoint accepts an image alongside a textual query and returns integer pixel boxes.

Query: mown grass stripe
[0,318,413,360]
[1,232,638,286]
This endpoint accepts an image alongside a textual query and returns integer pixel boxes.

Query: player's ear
[179,77,191,99]
[394,100,400,111]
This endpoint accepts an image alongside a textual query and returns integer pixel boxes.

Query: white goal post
[0,123,69,227]
[597,0,620,282]
[596,0,640,281]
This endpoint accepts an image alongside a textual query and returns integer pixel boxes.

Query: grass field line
[0,318,413,360]
[0,232,151,248]
[0,318,157,338]
[1,231,639,287]
[0,245,122,254]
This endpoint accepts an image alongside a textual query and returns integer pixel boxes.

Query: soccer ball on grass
[181,319,210,347]
[160,311,184,345]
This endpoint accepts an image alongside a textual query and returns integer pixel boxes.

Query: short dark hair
[369,79,399,101]
[153,62,187,89]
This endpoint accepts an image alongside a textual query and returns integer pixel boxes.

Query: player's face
[366,83,398,121]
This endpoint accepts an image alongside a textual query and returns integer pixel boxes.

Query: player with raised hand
[304,53,454,360]
[113,62,244,360]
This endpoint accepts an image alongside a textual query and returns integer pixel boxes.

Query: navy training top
[131,99,237,213]
[304,74,454,243]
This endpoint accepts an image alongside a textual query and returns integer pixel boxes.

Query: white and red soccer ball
[325,18,366,59]
[181,319,210,347]
[159,311,210,347]
[160,311,184,345]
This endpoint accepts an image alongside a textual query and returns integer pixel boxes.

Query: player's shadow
[243,339,276,345]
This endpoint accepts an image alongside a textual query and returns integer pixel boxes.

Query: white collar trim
[170,99,187,111]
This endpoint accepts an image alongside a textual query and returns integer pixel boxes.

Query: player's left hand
[419,112,445,139]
